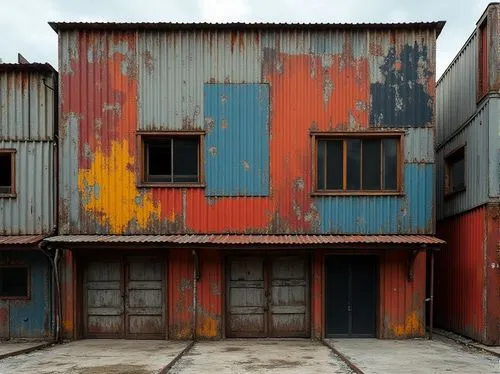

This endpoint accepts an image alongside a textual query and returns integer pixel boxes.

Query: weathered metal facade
[435,3,500,345]
[55,23,440,235]
[0,63,57,339]
[51,21,443,341]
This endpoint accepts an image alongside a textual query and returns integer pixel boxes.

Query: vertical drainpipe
[39,244,62,343]
[192,249,199,341]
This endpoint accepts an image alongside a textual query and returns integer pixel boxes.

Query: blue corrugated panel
[316,163,433,234]
[204,84,270,196]
[6,251,52,338]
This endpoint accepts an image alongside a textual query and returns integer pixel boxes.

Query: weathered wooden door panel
[227,257,266,337]
[270,256,309,337]
[85,261,124,337]
[125,256,165,338]
[227,255,310,338]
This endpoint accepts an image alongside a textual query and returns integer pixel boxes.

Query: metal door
[84,261,124,338]
[84,256,165,338]
[227,255,309,338]
[125,256,165,338]
[325,255,377,337]
[227,257,266,337]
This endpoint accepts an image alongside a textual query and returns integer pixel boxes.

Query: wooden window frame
[0,265,30,300]
[444,145,466,197]
[136,131,205,188]
[311,131,405,196]
[0,149,16,198]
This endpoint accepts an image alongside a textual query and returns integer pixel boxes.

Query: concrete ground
[0,339,190,374]
[169,339,353,373]
[0,341,52,359]
[327,336,500,374]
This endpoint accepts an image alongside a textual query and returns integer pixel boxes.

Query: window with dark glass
[0,151,14,195]
[142,136,201,184]
[316,136,400,192]
[445,147,465,194]
[0,267,29,298]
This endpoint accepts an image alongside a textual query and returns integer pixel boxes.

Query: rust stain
[78,140,161,234]
[391,310,422,337]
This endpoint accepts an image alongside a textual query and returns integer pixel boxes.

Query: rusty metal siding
[59,27,438,235]
[0,250,52,339]
[491,97,500,198]
[0,141,54,235]
[436,99,491,220]
[204,84,270,196]
[435,206,488,343]
[404,128,434,163]
[0,71,55,141]
[168,249,193,339]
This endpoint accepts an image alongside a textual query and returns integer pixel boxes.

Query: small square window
[445,146,465,195]
[139,133,203,186]
[0,150,15,196]
[314,133,402,194]
[0,266,29,298]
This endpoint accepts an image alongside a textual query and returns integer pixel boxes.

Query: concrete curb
[0,341,55,360]
[159,340,195,374]
[433,330,500,358]
[321,339,364,374]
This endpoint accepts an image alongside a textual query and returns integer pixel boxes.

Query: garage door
[84,255,165,339]
[227,255,309,338]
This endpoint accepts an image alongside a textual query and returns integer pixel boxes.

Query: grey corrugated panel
[0,71,55,140]
[436,100,491,220]
[0,141,54,234]
[489,97,500,198]
[405,128,434,163]
[436,31,477,146]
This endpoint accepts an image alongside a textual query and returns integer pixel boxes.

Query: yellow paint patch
[78,140,161,233]
[197,317,218,338]
[392,311,422,337]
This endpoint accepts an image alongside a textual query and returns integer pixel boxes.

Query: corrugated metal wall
[168,249,193,339]
[0,69,56,235]
[58,27,437,235]
[0,141,54,234]
[0,251,52,339]
[436,99,492,220]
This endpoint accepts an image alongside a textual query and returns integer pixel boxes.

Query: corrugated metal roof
[49,21,446,36]
[43,234,445,246]
[0,63,56,74]
[0,235,47,245]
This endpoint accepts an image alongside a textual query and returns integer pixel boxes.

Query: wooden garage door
[227,255,309,338]
[84,255,165,339]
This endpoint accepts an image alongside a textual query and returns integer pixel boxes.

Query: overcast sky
[0,0,494,78]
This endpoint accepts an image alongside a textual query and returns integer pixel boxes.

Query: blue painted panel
[4,251,52,338]
[316,163,433,234]
[204,84,270,196]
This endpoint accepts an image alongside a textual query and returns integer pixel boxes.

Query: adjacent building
[435,3,500,345]
[0,60,57,339]
[45,21,444,340]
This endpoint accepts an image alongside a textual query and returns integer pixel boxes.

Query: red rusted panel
[168,249,193,339]
[435,206,487,343]
[61,249,75,339]
[311,249,323,339]
[196,249,222,339]
[379,250,426,338]
[485,205,500,345]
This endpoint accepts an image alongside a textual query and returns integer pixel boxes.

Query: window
[314,133,402,193]
[0,150,15,196]
[0,266,29,298]
[478,19,488,99]
[139,133,203,186]
[445,146,465,195]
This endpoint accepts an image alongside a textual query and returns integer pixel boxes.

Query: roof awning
[43,234,445,248]
[0,235,47,248]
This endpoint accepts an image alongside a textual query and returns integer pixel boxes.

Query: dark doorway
[325,255,377,337]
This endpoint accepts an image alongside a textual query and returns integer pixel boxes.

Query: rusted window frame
[444,144,466,197]
[0,149,16,198]
[136,131,205,188]
[0,265,30,300]
[311,131,404,196]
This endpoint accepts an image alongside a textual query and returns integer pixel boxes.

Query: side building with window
[46,21,444,341]
[0,61,57,339]
[435,2,500,345]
